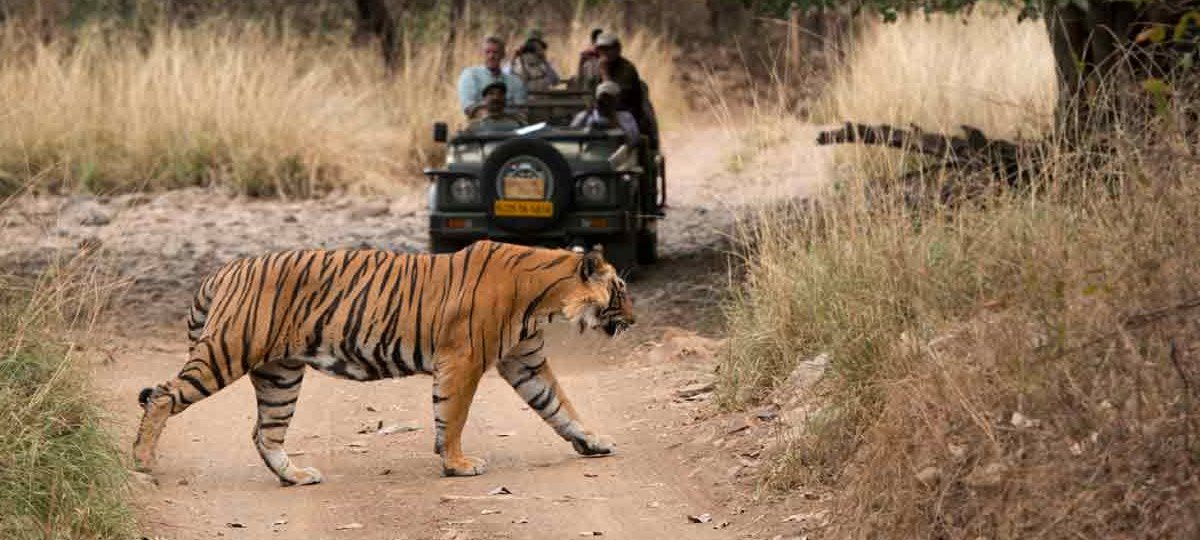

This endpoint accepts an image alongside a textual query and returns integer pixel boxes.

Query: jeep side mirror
[432,122,448,143]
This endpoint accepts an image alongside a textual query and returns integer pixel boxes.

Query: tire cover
[481,137,573,232]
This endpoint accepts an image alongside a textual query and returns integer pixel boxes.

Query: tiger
[132,240,633,485]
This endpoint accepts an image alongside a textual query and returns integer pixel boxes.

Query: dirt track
[3,125,830,539]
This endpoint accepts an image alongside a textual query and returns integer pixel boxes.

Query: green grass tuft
[0,264,134,540]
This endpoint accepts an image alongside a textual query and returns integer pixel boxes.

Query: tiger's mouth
[602,317,631,337]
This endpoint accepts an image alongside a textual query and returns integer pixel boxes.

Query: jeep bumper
[430,210,638,241]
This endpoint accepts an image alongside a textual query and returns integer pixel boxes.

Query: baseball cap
[595,81,621,98]
[594,32,619,48]
[482,81,507,95]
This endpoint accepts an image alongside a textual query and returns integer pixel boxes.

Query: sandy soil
[3,124,831,539]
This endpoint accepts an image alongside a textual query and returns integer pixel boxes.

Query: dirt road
[7,124,830,539]
[94,322,744,540]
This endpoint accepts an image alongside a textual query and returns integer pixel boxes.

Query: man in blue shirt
[457,36,527,117]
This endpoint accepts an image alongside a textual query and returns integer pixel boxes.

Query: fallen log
[816,122,1042,203]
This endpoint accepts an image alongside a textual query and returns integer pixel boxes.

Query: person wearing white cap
[591,32,657,148]
[570,81,640,147]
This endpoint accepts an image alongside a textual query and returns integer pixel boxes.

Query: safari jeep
[424,90,665,272]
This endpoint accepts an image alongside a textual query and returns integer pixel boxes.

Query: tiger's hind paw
[132,448,156,472]
[442,455,488,477]
[571,433,615,457]
[279,466,324,487]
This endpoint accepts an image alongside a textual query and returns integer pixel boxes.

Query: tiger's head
[562,248,635,337]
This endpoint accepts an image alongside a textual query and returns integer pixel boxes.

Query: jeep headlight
[578,176,608,203]
[448,177,480,204]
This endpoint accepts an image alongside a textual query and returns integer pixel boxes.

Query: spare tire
[481,137,573,233]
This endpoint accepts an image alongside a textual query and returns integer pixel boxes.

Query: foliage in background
[0,11,683,197]
[0,254,133,539]
[720,9,1200,539]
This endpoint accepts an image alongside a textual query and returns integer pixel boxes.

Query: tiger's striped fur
[133,240,633,484]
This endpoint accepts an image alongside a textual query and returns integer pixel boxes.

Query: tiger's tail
[185,271,219,341]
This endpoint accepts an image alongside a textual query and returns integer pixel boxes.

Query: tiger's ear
[580,249,605,281]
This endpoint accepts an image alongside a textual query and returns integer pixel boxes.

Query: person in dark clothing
[593,32,659,148]
[574,27,606,91]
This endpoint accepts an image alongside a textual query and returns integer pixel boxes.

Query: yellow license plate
[494,199,553,217]
[503,175,545,199]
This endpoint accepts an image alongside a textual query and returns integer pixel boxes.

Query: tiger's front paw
[571,433,615,457]
[280,466,324,487]
[442,455,488,477]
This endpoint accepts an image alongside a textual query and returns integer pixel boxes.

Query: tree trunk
[441,0,466,71]
[623,0,634,36]
[1043,1,1143,131]
[354,0,398,73]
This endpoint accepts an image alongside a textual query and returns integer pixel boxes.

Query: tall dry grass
[819,9,1057,138]
[0,17,682,197]
[720,10,1200,540]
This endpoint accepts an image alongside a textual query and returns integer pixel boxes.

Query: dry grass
[0,252,133,539]
[720,10,1200,540]
[819,9,1057,138]
[0,17,682,197]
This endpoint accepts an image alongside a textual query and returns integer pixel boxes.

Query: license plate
[503,175,545,200]
[494,199,553,217]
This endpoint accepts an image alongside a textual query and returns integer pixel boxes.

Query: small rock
[512,517,529,524]
[282,215,298,223]
[176,478,189,486]
[578,532,603,537]
[1010,411,1040,429]
[377,421,421,435]
[965,461,1009,488]
[130,471,158,487]
[272,519,288,527]
[226,522,246,528]
[349,201,390,219]
[752,405,779,422]
[380,468,392,475]
[65,202,111,227]
[336,522,364,530]
[480,509,501,515]
[675,382,715,399]
[687,513,713,524]
[495,431,517,437]
[488,486,513,495]
[583,472,598,478]
[915,466,942,485]
[725,417,753,434]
